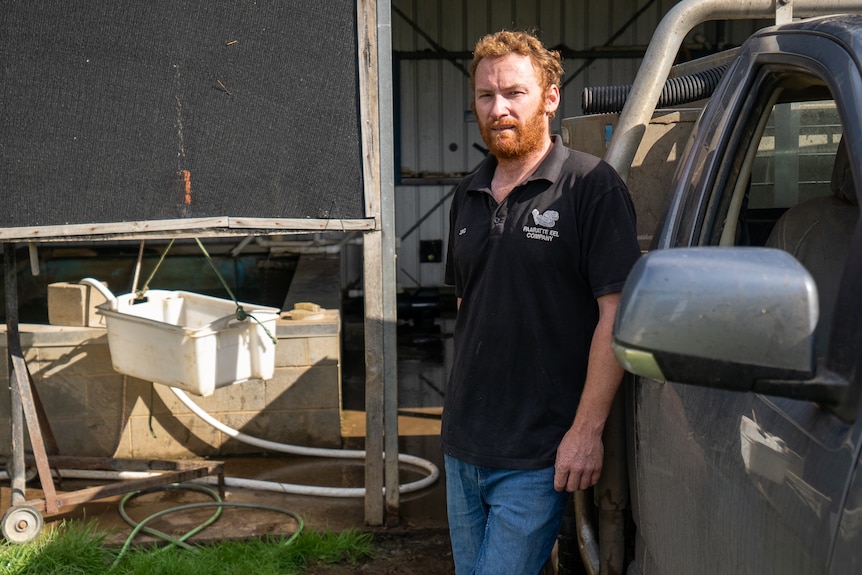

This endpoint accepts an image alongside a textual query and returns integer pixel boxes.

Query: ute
[563,1,862,573]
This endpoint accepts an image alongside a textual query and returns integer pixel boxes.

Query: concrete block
[265,365,340,410]
[148,378,267,416]
[125,377,161,417]
[47,282,108,327]
[86,375,131,418]
[31,343,115,378]
[192,378,267,413]
[275,338,309,367]
[221,409,343,450]
[217,411,280,454]
[48,416,123,457]
[126,413,222,458]
[31,377,88,420]
[307,334,340,365]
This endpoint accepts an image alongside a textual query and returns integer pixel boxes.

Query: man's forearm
[570,292,624,439]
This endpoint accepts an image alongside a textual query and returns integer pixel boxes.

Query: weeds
[0,519,374,575]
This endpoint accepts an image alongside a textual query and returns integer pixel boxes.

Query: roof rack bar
[604,0,862,181]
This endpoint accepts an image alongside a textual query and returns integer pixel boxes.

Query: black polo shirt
[443,135,640,469]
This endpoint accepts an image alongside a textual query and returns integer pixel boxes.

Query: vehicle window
[702,74,858,361]
[741,100,843,245]
[710,98,842,247]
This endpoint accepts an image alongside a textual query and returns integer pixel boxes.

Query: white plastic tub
[83,280,280,397]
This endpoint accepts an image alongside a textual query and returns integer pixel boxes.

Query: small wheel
[1,505,44,544]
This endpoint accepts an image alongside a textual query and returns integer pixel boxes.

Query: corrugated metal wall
[345,0,769,291]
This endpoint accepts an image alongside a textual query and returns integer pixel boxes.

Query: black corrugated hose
[581,64,729,115]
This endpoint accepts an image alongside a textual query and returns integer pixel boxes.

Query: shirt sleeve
[444,189,460,289]
[580,169,642,298]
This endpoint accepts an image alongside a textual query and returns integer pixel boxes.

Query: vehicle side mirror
[612,248,824,394]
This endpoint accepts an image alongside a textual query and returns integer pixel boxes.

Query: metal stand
[2,244,224,544]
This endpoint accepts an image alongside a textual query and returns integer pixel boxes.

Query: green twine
[194,238,278,346]
[135,238,277,345]
[136,239,175,299]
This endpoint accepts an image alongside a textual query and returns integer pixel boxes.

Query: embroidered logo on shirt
[459,227,467,236]
[531,209,559,228]
[524,209,561,242]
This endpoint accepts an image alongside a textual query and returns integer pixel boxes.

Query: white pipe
[265,233,360,255]
[231,233,361,257]
[0,389,440,499]
[229,236,257,258]
[79,277,119,311]
[170,387,440,497]
[28,243,40,276]
[0,469,383,498]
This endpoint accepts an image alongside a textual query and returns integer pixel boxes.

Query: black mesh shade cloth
[1,1,365,234]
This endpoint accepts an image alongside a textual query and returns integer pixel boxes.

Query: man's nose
[490,95,510,119]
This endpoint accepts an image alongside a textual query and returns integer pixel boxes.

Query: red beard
[479,103,547,160]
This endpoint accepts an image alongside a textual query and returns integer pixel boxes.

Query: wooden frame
[0,218,376,242]
[358,0,400,527]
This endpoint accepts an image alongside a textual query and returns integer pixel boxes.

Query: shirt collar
[465,135,567,194]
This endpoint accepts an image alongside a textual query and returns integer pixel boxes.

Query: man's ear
[545,84,560,116]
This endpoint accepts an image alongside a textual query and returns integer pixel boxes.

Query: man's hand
[553,426,604,492]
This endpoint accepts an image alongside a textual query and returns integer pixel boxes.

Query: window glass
[709,98,842,247]
[747,101,842,216]
[705,76,857,360]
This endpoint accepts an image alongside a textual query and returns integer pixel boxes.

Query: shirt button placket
[491,203,507,235]
[491,215,505,235]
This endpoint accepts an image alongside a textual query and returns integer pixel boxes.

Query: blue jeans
[445,455,569,575]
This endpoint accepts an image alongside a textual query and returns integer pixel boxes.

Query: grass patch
[1,519,374,575]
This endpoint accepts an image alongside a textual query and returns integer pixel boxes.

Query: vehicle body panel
[617,15,862,574]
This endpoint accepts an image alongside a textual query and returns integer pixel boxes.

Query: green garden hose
[112,483,304,569]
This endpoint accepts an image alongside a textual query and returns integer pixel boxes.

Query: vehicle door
[628,26,862,575]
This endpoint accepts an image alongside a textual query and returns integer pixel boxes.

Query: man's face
[473,53,559,160]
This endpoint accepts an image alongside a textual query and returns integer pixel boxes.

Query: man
[443,30,641,574]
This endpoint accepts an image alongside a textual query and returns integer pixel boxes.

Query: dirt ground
[305,528,455,575]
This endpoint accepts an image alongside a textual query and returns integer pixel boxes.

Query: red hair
[469,30,563,95]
